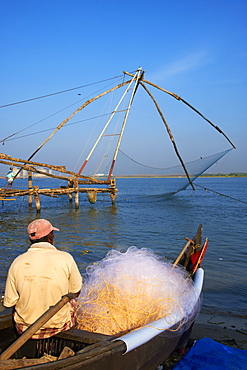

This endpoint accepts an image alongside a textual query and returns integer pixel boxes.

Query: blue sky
[1,0,247,175]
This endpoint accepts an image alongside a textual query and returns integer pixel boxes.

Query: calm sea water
[0,176,246,317]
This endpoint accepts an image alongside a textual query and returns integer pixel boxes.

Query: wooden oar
[0,292,77,361]
[173,238,192,266]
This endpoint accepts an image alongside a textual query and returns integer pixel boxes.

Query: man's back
[4,241,82,330]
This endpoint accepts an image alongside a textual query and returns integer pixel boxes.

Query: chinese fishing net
[115,149,232,190]
[76,247,201,336]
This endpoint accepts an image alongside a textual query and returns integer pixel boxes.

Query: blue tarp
[173,337,247,369]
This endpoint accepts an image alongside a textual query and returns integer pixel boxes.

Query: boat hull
[0,314,195,370]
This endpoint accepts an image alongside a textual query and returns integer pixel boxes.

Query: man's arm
[68,257,83,294]
[3,268,19,308]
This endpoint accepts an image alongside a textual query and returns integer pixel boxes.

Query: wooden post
[74,178,79,209]
[28,171,32,207]
[110,179,117,204]
[33,186,41,213]
[68,179,73,202]
[110,192,116,204]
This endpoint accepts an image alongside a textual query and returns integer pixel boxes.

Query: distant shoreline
[115,174,247,178]
[1,173,247,180]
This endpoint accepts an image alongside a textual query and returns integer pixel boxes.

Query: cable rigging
[0,78,124,145]
[194,183,247,205]
[0,74,124,108]
[1,113,114,142]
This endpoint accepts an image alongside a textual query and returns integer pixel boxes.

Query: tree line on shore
[203,173,247,177]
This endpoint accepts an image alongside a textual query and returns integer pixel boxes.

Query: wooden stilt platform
[0,154,118,212]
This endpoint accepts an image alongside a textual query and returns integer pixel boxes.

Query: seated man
[3,219,82,342]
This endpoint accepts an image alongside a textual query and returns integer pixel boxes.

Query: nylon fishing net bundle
[76,247,200,335]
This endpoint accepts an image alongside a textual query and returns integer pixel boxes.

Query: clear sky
[1,0,247,175]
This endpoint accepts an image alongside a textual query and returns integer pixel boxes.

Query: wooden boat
[0,225,208,370]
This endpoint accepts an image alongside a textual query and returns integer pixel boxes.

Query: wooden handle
[173,239,191,266]
[0,293,77,361]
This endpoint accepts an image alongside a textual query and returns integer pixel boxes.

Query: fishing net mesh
[111,149,232,191]
[76,247,200,335]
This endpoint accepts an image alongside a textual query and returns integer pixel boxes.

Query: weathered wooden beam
[0,155,109,184]
[0,153,66,172]
[0,187,118,197]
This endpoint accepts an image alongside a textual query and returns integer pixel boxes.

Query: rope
[0,80,123,145]
[2,113,113,143]
[77,277,185,335]
[0,75,124,108]
[118,149,176,169]
[194,183,247,204]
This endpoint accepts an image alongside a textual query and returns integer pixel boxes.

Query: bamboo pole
[77,74,140,175]
[0,293,77,361]
[140,82,195,190]
[0,187,118,199]
[0,154,108,184]
[12,79,132,180]
[0,158,111,186]
[107,68,144,181]
[173,240,191,266]
[123,70,181,100]
[0,153,66,172]
[123,71,236,149]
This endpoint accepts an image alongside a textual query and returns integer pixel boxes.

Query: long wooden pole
[173,240,191,266]
[0,293,77,361]
[77,76,138,175]
[0,155,108,184]
[140,82,195,190]
[123,71,236,149]
[13,79,132,180]
[107,68,144,181]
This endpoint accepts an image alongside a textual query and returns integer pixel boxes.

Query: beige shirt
[4,242,82,330]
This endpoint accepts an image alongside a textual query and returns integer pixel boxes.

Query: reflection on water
[0,177,247,316]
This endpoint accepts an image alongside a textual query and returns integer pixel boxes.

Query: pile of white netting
[76,247,201,335]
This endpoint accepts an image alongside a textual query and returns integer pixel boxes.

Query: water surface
[1,177,246,317]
